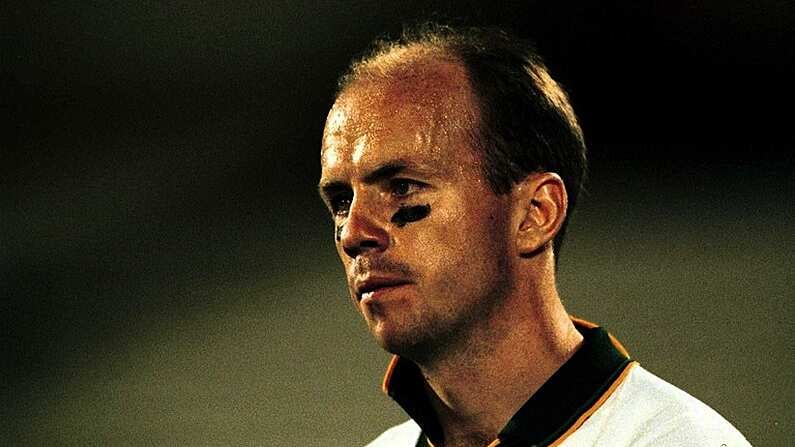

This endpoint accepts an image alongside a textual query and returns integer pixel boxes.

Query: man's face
[319,63,515,359]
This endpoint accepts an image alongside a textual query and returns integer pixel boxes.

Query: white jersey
[365,319,750,447]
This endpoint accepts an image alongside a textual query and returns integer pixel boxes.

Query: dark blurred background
[3,1,793,445]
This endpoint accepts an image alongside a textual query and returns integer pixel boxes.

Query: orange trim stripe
[608,333,630,358]
[569,315,598,329]
[548,361,638,447]
[382,355,400,394]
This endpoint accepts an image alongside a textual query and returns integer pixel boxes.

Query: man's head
[318,24,586,360]
[338,24,587,256]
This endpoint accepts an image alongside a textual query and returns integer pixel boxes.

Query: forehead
[321,61,480,177]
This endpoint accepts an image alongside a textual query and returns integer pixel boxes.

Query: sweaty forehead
[321,60,479,173]
[353,59,472,112]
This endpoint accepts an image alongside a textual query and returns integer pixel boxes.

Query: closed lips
[355,278,412,300]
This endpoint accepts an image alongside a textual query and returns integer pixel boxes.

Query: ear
[513,172,568,257]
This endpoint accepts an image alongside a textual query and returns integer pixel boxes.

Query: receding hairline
[336,43,475,107]
[343,41,462,82]
[338,31,582,148]
[331,45,481,140]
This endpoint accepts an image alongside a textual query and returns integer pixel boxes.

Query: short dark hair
[337,23,587,259]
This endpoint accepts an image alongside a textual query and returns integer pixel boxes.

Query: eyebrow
[362,162,409,184]
[318,159,432,199]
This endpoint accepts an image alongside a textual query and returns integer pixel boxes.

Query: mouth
[355,277,413,302]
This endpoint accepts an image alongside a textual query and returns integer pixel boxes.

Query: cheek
[411,197,508,273]
[410,205,476,266]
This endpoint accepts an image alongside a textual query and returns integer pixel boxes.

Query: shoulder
[364,419,421,447]
[590,365,751,446]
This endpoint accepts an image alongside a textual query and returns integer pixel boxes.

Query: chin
[369,320,434,359]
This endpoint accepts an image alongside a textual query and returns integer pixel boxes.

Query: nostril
[343,237,382,258]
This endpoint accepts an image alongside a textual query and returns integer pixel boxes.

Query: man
[318,24,750,447]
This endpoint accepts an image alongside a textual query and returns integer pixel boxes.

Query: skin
[319,57,583,447]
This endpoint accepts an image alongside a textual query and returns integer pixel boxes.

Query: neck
[413,258,583,445]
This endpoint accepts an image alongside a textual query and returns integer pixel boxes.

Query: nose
[339,198,389,258]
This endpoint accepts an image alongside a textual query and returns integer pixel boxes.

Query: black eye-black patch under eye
[391,204,431,228]
[335,224,344,242]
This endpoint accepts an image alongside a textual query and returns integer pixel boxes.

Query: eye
[390,178,424,197]
[330,194,352,217]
